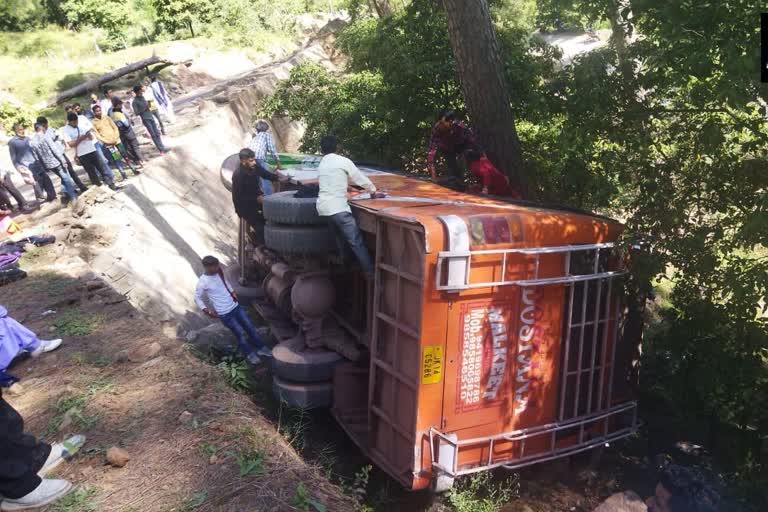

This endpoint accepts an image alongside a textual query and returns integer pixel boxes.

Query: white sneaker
[256,347,273,358]
[246,353,262,365]
[30,339,63,358]
[39,435,87,476]
[0,479,72,511]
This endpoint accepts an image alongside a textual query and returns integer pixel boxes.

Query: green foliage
[276,402,310,451]
[49,486,99,512]
[232,448,266,477]
[447,472,520,512]
[62,0,131,49]
[291,482,327,512]
[348,464,372,505]
[152,0,213,37]
[176,491,207,512]
[216,356,252,391]
[264,0,556,170]
[0,98,34,132]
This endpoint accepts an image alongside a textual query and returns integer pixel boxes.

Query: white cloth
[194,273,238,316]
[150,82,175,122]
[316,153,376,217]
[100,98,112,114]
[61,116,97,157]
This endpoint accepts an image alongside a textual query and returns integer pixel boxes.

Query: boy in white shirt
[194,255,272,365]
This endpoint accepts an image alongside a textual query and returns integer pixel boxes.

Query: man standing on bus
[426,109,479,188]
[316,135,378,280]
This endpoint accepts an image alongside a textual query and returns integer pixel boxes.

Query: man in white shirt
[316,136,379,279]
[194,255,272,365]
[100,89,114,116]
[60,112,116,190]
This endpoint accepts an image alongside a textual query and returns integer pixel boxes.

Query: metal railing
[429,402,638,478]
[435,243,625,291]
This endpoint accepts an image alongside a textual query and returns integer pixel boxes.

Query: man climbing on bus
[316,136,382,280]
[426,109,480,190]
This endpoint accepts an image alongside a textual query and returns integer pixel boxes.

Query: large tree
[442,0,528,196]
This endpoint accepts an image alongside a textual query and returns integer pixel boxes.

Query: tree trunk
[35,54,191,108]
[370,0,391,17]
[442,0,528,197]
[188,20,195,38]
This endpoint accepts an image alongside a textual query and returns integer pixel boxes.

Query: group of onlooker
[1,75,175,214]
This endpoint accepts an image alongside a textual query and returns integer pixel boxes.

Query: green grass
[197,442,217,457]
[446,472,520,512]
[174,491,208,512]
[43,378,115,437]
[48,486,99,512]
[53,310,105,336]
[232,448,266,477]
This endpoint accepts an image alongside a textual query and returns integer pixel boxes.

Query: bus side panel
[368,218,439,489]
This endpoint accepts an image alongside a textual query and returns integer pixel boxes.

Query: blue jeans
[218,304,265,357]
[256,158,272,195]
[142,117,165,152]
[328,211,374,276]
[48,165,78,200]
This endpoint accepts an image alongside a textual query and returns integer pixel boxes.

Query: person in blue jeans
[193,255,272,365]
[315,135,383,280]
[132,84,167,154]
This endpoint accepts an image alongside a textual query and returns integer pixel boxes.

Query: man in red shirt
[426,109,479,188]
[465,150,520,198]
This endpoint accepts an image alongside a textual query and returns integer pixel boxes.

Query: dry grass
[2,237,356,512]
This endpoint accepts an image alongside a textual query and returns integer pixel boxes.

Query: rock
[85,280,104,291]
[127,342,163,363]
[6,383,24,396]
[592,491,647,512]
[81,466,94,476]
[58,410,75,432]
[178,411,193,425]
[208,455,218,465]
[186,322,238,355]
[106,447,131,467]
[115,350,130,363]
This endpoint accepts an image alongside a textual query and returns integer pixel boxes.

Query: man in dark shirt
[426,109,480,189]
[231,148,281,245]
[132,85,166,153]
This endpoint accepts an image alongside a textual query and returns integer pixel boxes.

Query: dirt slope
[3,219,357,511]
[0,20,358,511]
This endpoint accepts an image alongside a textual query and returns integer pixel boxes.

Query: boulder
[593,491,647,512]
[185,322,239,355]
[106,447,131,467]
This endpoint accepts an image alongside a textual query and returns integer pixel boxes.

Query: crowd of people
[1,75,174,217]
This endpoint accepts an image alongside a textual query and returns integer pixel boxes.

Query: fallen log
[35,53,192,109]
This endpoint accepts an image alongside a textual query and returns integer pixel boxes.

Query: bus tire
[264,223,337,255]
[272,376,333,409]
[224,264,264,302]
[271,337,344,383]
[262,191,324,225]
